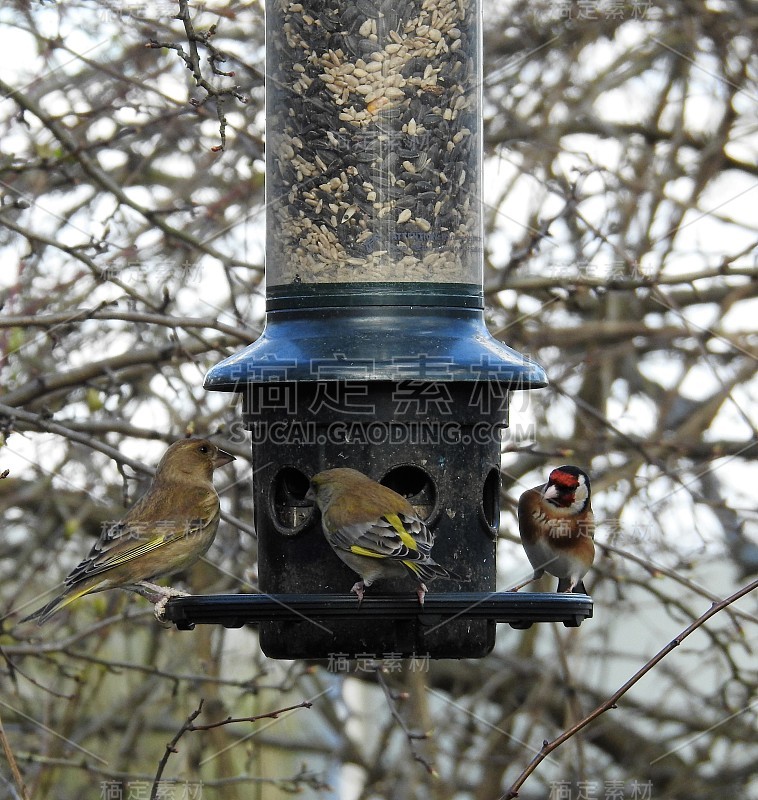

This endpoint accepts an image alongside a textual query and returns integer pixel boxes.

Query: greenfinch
[22,438,235,624]
[306,467,454,606]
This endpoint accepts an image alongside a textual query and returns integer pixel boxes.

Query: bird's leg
[126,581,168,603]
[507,577,534,592]
[152,586,191,621]
[416,582,428,606]
[507,572,541,592]
[125,582,190,620]
[153,595,171,621]
[350,580,365,608]
[153,595,173,622]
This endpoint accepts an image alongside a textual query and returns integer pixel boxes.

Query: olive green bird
[22,439,235,624]
[306,467,455,606]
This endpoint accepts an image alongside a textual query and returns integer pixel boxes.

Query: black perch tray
[164,592,593,631]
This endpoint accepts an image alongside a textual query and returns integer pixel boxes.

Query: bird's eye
[198,445,209,453]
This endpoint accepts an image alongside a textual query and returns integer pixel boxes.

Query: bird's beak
[542,483,559,501]
[213,449,236,469]
[304,485,316,504]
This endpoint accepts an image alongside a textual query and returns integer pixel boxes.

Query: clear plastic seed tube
[266,0,483,286]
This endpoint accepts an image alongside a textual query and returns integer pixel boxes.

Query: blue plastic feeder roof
[203,285,547,389]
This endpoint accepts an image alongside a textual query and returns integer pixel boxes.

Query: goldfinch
[513,465,594,594]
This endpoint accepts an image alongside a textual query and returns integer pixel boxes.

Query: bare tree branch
[504,579,758,798]
[150,698,313,800]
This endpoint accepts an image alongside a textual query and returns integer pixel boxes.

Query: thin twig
[503,578,758,798]
[0,80,244,270]
[150,699,313,800]
[0,404,256,539]
[0,308,256,342]
[147,0,248,151]
[598,540,758,629]
[0,707,31,800]
[375,668,437,776]
[185,701,314,731]
[151,700,205,800]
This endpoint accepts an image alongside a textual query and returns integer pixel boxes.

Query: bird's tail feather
[402,560,461,583]
[20,587,89,625]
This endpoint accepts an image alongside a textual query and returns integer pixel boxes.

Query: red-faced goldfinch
[512,465,594,594]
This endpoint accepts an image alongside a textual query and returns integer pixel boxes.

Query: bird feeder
[165,0,592,657]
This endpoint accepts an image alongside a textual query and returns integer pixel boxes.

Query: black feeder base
[164,592,593,660]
